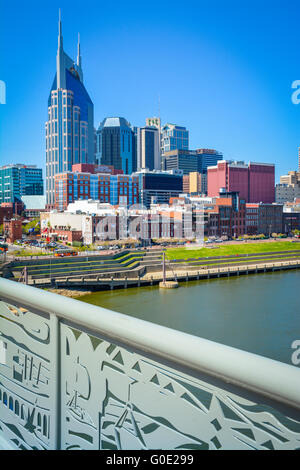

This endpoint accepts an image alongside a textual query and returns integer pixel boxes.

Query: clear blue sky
[1,0,300,181]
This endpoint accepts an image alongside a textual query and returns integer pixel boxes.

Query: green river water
[79,269,300,366]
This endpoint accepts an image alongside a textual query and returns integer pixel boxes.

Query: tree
[23,218,41,235]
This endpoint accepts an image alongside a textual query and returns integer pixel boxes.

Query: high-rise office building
[136,126,160,171]
[46,12,94,207]
[0,164,43,204]
[134,169,183,208]
[161,123,189,156]
[96,118,136,174]
[164,148,223,180]
[163,149,198,175]
[196,149,223,173]
[146,117,161,129]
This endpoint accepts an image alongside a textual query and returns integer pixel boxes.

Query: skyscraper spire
[57,8,66,89]
[76,32,83,82]
[77,33,82,68]
[58,8,63,48]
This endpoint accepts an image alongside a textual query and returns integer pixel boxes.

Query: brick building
[3,219,22,243]
[282,212,300,234]
[0,205,13,224]
[54,171,139,210]
[245,203,283,236]
[44,229,82,244]
[207,161,275,203]
[202,191,246,238]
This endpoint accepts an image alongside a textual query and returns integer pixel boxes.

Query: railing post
[50,314,61,450]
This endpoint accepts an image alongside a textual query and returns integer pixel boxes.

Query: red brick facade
[3,219,22,243]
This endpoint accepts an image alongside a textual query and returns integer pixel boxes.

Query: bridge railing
[0,277,299,450]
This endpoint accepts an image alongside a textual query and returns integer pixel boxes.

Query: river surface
[79,270,300,366]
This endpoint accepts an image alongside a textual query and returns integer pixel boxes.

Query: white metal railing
[0,277,299,450]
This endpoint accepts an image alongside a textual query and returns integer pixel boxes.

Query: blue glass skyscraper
[96,117,136,174]
[161,123,189,156]
[0,164,43,204]
[45,12,94,206]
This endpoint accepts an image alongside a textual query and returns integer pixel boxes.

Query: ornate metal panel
[0,301,57,450]
[0,288,300,451]
[60,326,300,450]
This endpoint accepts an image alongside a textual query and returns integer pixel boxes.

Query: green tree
[23,218,41,234]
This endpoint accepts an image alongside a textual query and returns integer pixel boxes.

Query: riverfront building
[0,164,43,204]
[207,160,275,203]
[245,203,283,236]
[46,13,94,207]
[283,210,300,234]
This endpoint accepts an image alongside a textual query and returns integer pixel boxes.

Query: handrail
[0,277,299,412]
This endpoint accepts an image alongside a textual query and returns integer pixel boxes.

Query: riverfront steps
[21,258,300,290]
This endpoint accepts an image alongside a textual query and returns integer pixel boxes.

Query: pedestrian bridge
[0,278,299,450]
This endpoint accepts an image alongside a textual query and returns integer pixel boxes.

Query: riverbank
[40,257,300,293]
[46,288,92,298]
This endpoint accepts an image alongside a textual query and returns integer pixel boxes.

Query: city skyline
[1,1,300,181]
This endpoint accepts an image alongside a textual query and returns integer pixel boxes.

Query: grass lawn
[182,253,300,268]
[14,250,51,257]
[166,241,300,260]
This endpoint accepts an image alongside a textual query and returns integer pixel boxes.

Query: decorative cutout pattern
[0,301,56,450]
[0,299,300,450]
[60,327,300,450]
